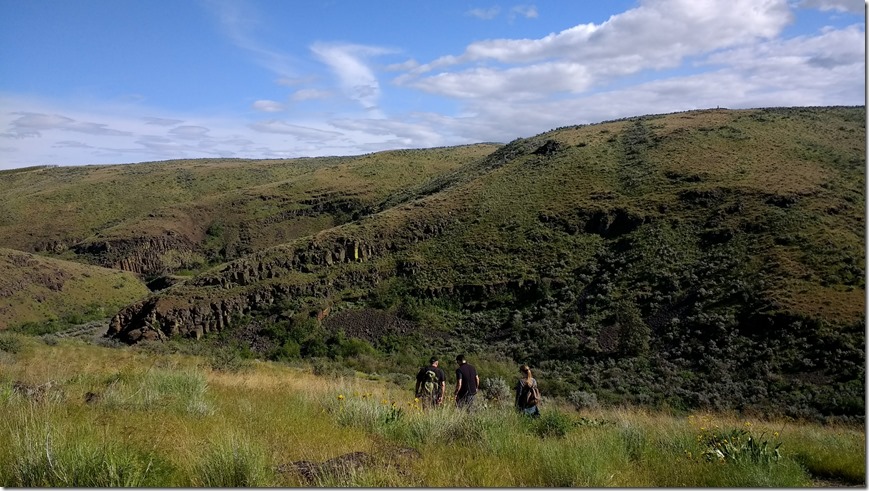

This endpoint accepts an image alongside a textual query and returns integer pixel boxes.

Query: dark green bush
[529,410,574,438]
[0,333,24,354]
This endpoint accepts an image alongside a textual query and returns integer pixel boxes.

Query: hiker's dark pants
[456,393,475,410]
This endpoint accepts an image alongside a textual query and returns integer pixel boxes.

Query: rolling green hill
[1,106,864,420]
[0,248,148,330]
[0,144,497,277]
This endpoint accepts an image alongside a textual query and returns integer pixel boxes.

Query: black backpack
[522,380,541,407]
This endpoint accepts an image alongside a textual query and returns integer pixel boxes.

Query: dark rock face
[108,286,279,343]
[106,240,396,344]
[532,139,564,157]
[105,203,465,344]
[145,275,186,292]
[74,233,198,277]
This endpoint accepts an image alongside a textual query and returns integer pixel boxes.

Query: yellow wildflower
[338,394,344,401]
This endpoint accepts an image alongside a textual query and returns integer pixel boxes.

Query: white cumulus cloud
[400,0,794,100]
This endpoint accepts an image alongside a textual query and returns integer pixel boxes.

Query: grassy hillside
[0,335,864,487]
[0,248,148,330]
[1,106,863,421]
[0,145,497,277]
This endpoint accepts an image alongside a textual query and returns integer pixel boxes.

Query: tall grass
[102,367,213,415]
[191,431,274,487]
[0,337,863,487]
[0,404,165,487]
[319,386,844,487]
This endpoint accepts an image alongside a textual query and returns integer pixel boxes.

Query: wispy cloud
[797,0,864,14]
[385,59,420,72]
[169,125,211,140]
[143,117,184,126]
[466,6,501,20]
[205,0,296,78]
[252,99,286,112]
[1,112,133,138]
[52,140,94,149]
[248,120,344,142]
[310,42,396,109]
[510,4,539,19]
[291,89,332,102]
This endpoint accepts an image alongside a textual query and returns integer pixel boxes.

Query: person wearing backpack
[415,356,446,408]
[515,364,541,417]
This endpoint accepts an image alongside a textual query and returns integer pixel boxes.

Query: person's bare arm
[475,375,480,392]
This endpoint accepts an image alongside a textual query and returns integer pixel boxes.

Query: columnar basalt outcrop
[75,233,198,276]
[106,237,399,344]
[108,292,256,343]
[191,207,457,290]
[105,205,460,343]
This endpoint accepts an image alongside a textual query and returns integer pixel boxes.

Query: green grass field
[0,333,863,487]
[0,248,149,330]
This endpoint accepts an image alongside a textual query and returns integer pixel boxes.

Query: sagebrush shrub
[530,410,574,438]
[568,390,600,411]
[480,377,511,405]
[0,334,23,354]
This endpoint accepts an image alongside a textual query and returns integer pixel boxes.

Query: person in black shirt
[415,356,446,408]
[453,354,479,410]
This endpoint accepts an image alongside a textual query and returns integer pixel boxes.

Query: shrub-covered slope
[104,106,865,420]
[0,248,149,330]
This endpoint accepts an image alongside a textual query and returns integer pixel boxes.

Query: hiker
[453,354,479,410]
[515,364,541,417]
[415,356,446,408]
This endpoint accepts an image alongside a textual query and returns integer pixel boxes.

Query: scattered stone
[277,451,375,484]
[12,380,55,402]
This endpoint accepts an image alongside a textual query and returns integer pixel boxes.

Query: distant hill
[0,248,148,330]
[1,106,864,419]
[0,144,498,276]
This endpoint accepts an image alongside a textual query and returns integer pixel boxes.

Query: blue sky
[0,0,864,169]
